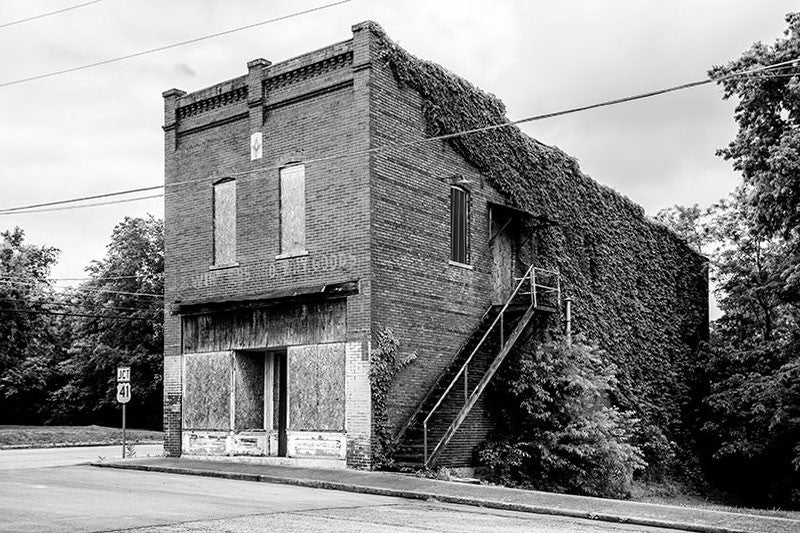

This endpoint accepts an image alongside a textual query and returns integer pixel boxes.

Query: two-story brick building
[162,21,708,469]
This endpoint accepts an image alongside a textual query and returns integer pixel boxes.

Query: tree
[711,12,800,303]
[0,228,64,423]
[663,14,800,504]
[692,192,800,507]
[706,189,789,343]
[52,216,164,429]
[653,204,706,254]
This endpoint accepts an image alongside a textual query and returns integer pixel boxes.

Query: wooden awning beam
[171,280,359,315]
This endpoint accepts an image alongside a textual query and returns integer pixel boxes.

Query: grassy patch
[631,481,800,520]
[0,425,162,448]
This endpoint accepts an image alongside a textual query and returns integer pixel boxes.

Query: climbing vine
[368,22,708,466]
[370,327,416,469]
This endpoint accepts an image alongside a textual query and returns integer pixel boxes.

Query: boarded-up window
[450,186,469,264]
[288,343,345,431]
[181,300,347,354]
[183,352,231,430]
[280,165,305,256]
[213,179,236,265]
[234,352,264,430]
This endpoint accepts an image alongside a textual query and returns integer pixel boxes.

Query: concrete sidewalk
[94,457,798,533]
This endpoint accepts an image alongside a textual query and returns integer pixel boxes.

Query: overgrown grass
[0,425,162,448]
[631,481,800,520]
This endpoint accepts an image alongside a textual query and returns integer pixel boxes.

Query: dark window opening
[450,186,469,264]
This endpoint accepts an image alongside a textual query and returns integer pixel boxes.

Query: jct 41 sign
[116,365,131,404]
[116,382,131,404]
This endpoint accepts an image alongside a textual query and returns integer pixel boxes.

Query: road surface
[0,447,678,532]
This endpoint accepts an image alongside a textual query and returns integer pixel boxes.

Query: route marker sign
[116,365,131,458]
[116,382,131,404]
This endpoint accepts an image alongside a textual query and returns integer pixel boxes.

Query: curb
[92,462,749,533]
[0,440,161,450]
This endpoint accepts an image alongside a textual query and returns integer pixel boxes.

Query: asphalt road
[0,447,677,532]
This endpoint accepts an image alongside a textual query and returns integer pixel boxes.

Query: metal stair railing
[517,266,561,310]
[422,265,560,466]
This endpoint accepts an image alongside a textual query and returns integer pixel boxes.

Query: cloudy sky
[0,0,795,286]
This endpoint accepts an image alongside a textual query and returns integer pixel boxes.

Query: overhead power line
[0,279,164,298]
[0,58,796,216]
[0,186,162,214]
[0,274,144,281]
[0,307,160,323]
[0,0,107,29]
[0,297,159,313]
[0,0,351,88]
[1,193,163,215]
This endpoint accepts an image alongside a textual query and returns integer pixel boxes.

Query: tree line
[0,216,163,430]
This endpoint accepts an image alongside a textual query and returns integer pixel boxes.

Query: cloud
[174,63,196,78]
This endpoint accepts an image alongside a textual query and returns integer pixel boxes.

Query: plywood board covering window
[213,180,236,265]
[234,352,265,430]
[288,343,345,431]
[280,165,305,256]
[451,186,469,264]
[181,300,347,354]
[183,352,232,430]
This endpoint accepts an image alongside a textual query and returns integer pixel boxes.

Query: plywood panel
[183,352,231,430]
[182,299,346,353]
[288,343,345,431]
[280,165,305,255]
[492,229,514,305]
[213,180,236,265]
[234,352,264,430]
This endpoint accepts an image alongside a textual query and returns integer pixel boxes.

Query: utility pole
[565,297,573,345]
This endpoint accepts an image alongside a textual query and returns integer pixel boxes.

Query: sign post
[116,365,131,458]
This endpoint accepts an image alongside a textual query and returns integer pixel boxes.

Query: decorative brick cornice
[177,86,248,119]
[264,51,353,92]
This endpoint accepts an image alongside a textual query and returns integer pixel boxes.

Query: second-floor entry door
[490,211,518,305]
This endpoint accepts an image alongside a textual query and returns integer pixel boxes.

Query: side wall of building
[364,24,708,465]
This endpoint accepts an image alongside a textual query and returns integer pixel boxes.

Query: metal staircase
[415,265,560,467]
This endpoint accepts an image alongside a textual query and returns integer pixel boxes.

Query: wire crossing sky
[0,0,351,88]
[0,58,794,216]
[0,0,108,29]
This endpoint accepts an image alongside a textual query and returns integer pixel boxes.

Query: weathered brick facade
[163,21,707,469]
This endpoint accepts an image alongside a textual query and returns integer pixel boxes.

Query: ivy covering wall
[370,23,708,443]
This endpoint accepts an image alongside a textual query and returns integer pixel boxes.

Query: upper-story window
[213,179,237,266]
[450,186,469,264]
[279,164,306,257]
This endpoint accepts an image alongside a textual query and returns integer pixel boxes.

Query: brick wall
[162,32,374,464]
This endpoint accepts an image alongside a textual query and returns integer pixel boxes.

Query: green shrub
[479,336,646,499]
